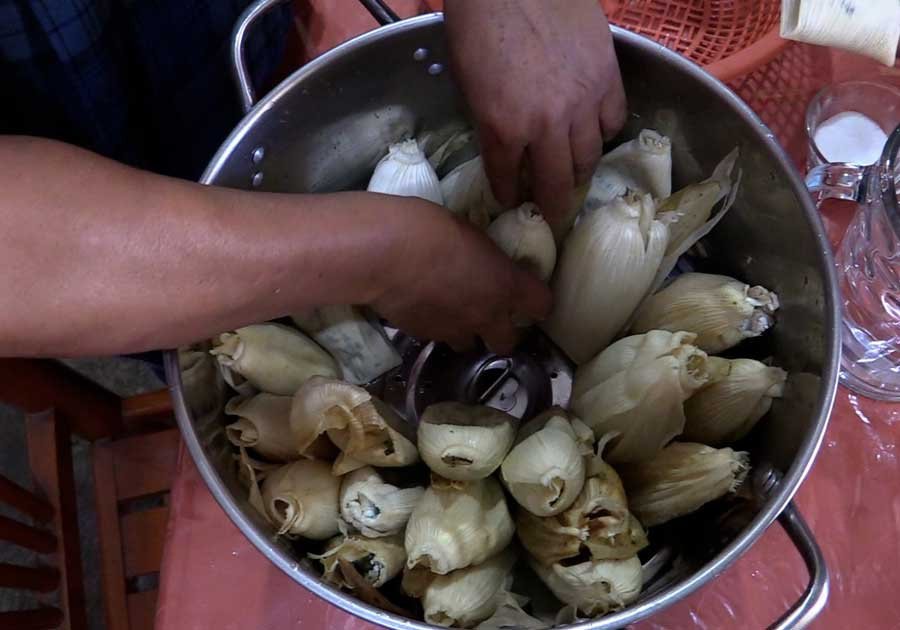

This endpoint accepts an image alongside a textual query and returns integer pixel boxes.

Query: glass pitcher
[807,125,900,400]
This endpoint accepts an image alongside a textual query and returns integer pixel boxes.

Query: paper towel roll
[782,0,900,66]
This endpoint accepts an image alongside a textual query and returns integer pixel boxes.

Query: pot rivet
[251,172,264,187]
[251,147,265,164]
[427,63,443,76]
[413,48,429,61]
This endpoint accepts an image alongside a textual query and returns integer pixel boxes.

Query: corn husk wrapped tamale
[656,149,738,256]
[418,402,517,481]
[440,155,503,228]
[501,408,593,516]
[422,549,517,628]
[516,454,647,566]
[310,533,406,589]
[225,393,301,462]
[405,476,514,576]
[619,442,750,526]
[572,330,700,401]
[584,129,672,209]
[529,555,643,617]
[259,459,341,539]
[572,332,711,464]
[210,323,338,395]
[339,466,424,537]
[290,376,418,475]
[684,358,787,445]
[631,273,780,354]
[367,139,443,204]
[543,193,669,364]
[487,203,557,282]
[648,149,741,293]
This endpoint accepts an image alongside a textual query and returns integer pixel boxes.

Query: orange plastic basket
[601,0,788,82]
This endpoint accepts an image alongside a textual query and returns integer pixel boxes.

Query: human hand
[370,195,551,354]
[444,0,626,229]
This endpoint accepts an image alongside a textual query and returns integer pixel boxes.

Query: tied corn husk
[310,533,406,589]
[290,376,418,475]
[418,402,517,481]
[210,323,338,396]
[501,409,592,516]
[516,457,647,566]
[684,358,788,445]
[260,459,341,539]
[340,467,424,537]
[572,334,711,464]
[782,0,900,66]
[422,549,517,628]
[437,147,587,238]
[544,192,669,364]
[529,556,643,617]
[648,150,741,293]
[291,306,401,385]
[475,592,549,630]
[487,203,557,282]
[620,442,750,526]
[367,139,443,204]
[584,129,672,209]
[405,476,514,575]
[225,393,298,462]
[631,273,780,354]
[656,149,738,256]
[572,330,700,401]
[582,513,648,562]
[513,406,594,447]
[441,156,503,228]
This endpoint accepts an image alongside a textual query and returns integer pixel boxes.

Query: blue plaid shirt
[0,0,290,180]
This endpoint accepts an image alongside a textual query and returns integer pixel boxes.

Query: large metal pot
[166,1,840,628]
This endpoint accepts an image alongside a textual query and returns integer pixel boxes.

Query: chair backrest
[93,428,179,630]
[0,359,123,441]
[0,408,88,630]
[0,358,176,630]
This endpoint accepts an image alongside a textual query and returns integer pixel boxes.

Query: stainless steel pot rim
[168,13,841,630]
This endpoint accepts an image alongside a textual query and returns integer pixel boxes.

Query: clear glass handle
[805,162,872,205]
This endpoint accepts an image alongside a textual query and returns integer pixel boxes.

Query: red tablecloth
[155,390,900,630]
[156,3,900,629]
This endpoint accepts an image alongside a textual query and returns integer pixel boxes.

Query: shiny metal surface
[231,0,291,113]
[750,465,829,630]
[402,331,574,425]
[771,505,830,629]
[806,162,869,204]
[166,9,841,630]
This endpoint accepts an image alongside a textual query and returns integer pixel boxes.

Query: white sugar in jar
[813,111,888,165]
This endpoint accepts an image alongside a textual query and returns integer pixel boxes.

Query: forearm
[0,136,405,356]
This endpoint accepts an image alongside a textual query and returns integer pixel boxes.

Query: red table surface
[156,3,900,629]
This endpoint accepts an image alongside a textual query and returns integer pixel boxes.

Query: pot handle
[767,502,830,630]
[231,0,400,113]
[358,0,400,26]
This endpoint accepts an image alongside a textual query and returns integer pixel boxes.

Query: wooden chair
[0,358,178,630]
